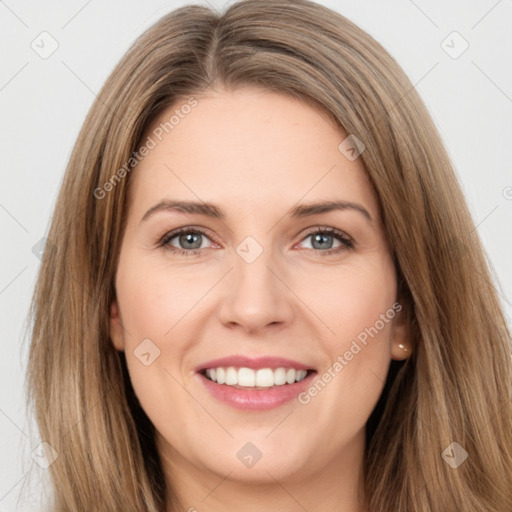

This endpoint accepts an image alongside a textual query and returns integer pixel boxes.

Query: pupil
[181,233,201,249]
[313,233,332,250]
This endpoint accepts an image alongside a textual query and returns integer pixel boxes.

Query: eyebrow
[140,199,373,224]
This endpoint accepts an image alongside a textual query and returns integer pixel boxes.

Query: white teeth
[274,367,287,385]
[203,366,310,387]
[256,368,274,387]
[216,367,226,384]
[225,367,237,385]
[238,367,255,387]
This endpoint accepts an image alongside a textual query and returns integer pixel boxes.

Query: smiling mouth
[199,367,316,389]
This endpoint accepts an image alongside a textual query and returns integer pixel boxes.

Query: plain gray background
[1,0,511,509]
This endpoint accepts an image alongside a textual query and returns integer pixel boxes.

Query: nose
[217,244,295,334]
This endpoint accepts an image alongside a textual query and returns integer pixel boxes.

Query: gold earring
[398,343,409,352]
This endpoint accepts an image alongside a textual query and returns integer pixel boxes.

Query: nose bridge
[218,233,293,331]
[236,236,274,291]
[234,233,280,306]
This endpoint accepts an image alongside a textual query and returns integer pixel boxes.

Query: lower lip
[197,371,316,411]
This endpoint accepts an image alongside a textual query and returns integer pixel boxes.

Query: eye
[158,227,214,256]
[297,227,354,255]
[158,226,354,257]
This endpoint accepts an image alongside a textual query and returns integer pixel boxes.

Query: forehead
[128,87,378,220]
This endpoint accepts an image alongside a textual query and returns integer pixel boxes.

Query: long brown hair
[26,0,512,510]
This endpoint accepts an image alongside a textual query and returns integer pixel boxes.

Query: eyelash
[157,226,355,257]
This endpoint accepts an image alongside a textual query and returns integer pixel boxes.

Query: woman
[27,0,512,510]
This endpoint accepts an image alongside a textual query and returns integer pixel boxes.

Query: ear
[389,303,413,361]
[109,299,125,351]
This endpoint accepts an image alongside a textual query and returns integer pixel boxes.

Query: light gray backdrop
[1,0,511,509]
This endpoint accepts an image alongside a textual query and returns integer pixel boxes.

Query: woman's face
[110,86,410,494]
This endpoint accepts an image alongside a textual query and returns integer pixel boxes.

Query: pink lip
[195,355,314,372]
[197,371,316,411]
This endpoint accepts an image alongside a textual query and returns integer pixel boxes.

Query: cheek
[295,255,396,422]
[298,254,397,351]
[115,260,201,443]
[114,255,208,416]
[116,254,207,342]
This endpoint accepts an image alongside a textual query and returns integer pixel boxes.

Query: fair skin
[110,86,411,512]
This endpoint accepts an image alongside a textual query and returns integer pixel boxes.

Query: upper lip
[195,355,315,372]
